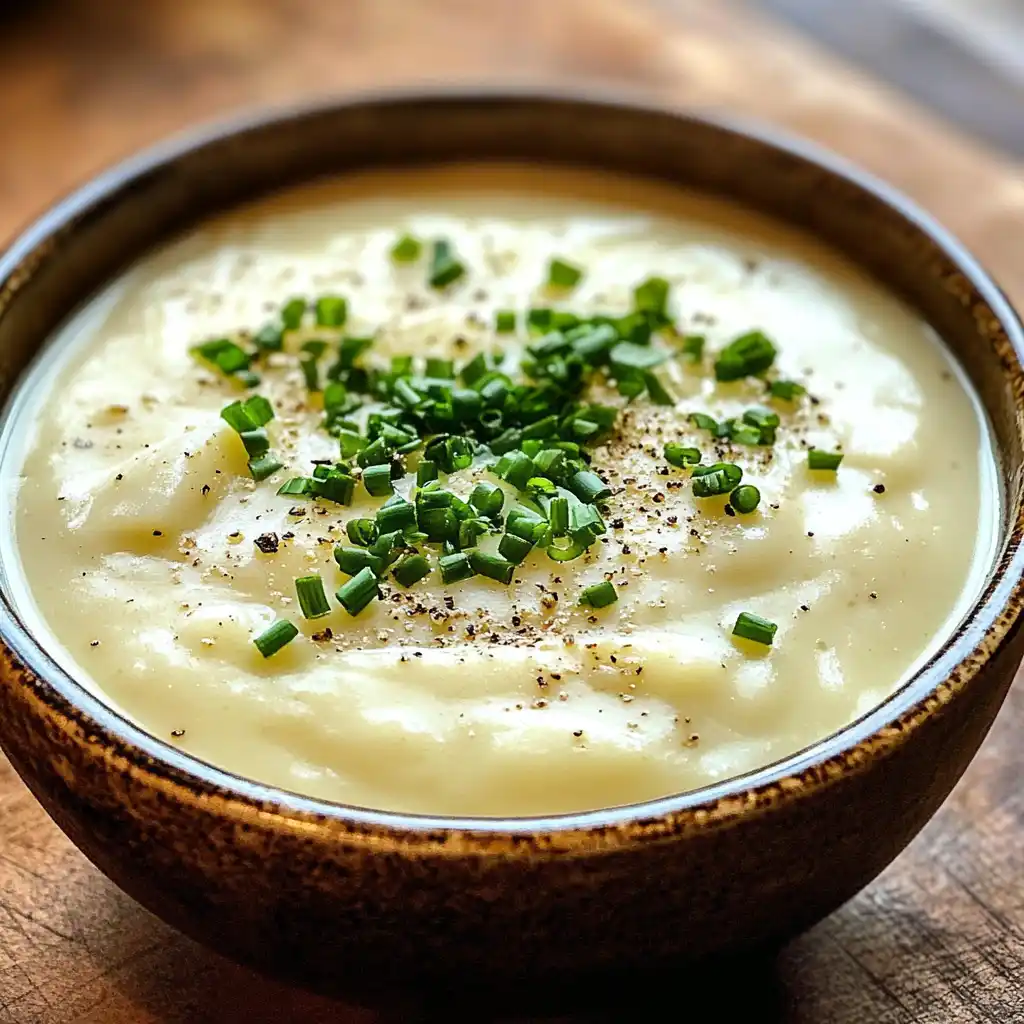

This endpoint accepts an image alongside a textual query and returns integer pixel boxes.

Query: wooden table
[1,2,1023,1020]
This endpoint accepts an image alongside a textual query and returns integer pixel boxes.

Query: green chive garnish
[633,276,670,318]
[439,552,475,584]
[221,395,274,433]
[692,462,742,498]
[392,553,431,588]
[688,412,718,433]
[315,295,347,328]
[346,518,378,546]
[248,454,283,482]
[769,379,806,401]
[730,484,761,514]
[548,496,570,537]
[362,464,394,497]
[192,338,251,376]
[239,428,270,458]
[808,449,843,471]
[680,335,705,361]
[469,551,515,585]
[498,532,534,564]
[429,239,465,289]
[391,234,423,262]
[665,443,701,468]
[336,567,379,616]
[253,619,299,658]
[469,481,505,517]
[295,574,331,619]
[376,497,417,534]
[569,470,612,504]
[733,611,777,646]
[253,323,284,352]
[547,258,583,290]
[277,477,314,496]
[334,547,384,577]
[281,297,307,330]
[300,355,320,392]
[495,310,517,333]
[580,581,617,608]
[714,330,777,381]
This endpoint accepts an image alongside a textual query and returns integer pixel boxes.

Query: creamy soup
[0,165,998,817]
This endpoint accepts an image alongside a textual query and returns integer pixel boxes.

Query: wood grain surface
[1,1,1023,1021]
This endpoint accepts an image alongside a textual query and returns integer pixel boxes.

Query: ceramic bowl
[0,89,1022,1003]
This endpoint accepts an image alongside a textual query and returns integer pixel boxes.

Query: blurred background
[0,1,1022,1022]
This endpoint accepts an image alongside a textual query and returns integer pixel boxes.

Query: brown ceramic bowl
[0,88,1023,1005]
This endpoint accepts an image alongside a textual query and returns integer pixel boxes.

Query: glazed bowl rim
[1,84,1022,840]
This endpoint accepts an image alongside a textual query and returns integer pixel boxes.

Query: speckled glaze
[1,90,1023,1004]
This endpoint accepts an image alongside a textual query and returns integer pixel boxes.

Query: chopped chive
[548,496,570,536]
[376,497,416,534]
[808,449,843,471]
[439,552,475,584]
[496,450,535,490]
[248,454,283,482]
[416,459,439,486]
[729,424,762,446]
[346,518,378,546]
[730,484,761,514]
[363,464,394,497]
[392,553,431,588]
[311,470,355,505]
[680,334,705,361]
[337,336,374,370]
[253,619,299,658]
[569,470,612,504]
[425,357,455,379]
[253,323,284,352]
[691,462,742,498]
[498,532,534,564]
[547,257,583,290]
[391,234,423,262]
[336,567,379,616]
[633,276,670,317]
[239,428,270,458]
[221,395,274,433]
[743,406,780,430]
[665,443,701,468]
[733,611,777,646]
[469,481,505,517]
[334,546,384,577]
[315,295,347,328]
[580,580,617,608]
[300,355,320,392]
[522,414,559,440]
[458,517,490,549]
[192,338,251,376]
[643,370,675,406]
[419,507,459,543]
[281,297,307,330]
[469,551,515,585]
[429,238,466,289]
[338,430,367,459]
[370,530,404,563]
[277,477,314,496]
[546,535,588,562]
[688,412,718,433]
[295,574,331,619]
[610,342,668,375]
[495,310,517,333]
[769,379,806,401]
[714,330,777,381]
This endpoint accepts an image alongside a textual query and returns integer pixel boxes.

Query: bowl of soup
[0,89,1021,1000]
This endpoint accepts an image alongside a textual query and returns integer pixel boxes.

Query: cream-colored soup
[0,165,998,817]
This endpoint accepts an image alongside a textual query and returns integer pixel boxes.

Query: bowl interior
[1,90,1022,831]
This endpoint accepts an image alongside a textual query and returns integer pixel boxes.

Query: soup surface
[0,165,998,816]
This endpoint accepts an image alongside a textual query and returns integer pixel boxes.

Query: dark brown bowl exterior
[1,90,1023,1001]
